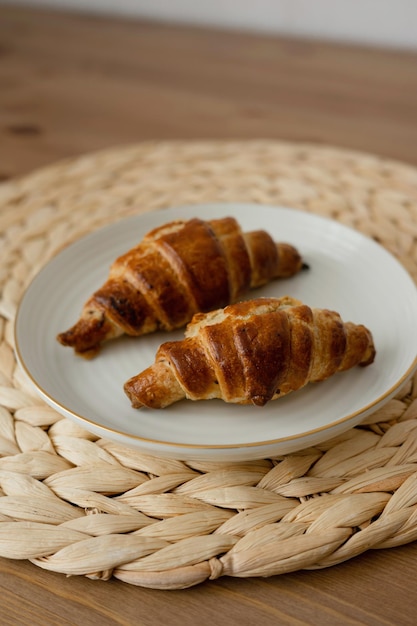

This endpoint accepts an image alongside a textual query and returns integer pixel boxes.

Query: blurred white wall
[8,0,417,50]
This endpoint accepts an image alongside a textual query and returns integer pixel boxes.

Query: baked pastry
[57,217,303,357]
[124,296,375,409]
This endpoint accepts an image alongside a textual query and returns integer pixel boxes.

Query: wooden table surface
[1,6,417,625]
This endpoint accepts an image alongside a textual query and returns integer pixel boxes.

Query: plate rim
[13,351,417,450]
[13,202,417,453]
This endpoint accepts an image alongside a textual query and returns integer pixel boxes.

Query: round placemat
[1,140,417,589]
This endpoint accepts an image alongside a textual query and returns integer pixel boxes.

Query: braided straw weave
[1,140,417,590]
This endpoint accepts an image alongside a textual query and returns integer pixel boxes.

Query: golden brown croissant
[57,217,303,357]
[124,296,376,409]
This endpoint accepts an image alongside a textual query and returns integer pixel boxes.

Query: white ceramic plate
[14,203,417,461]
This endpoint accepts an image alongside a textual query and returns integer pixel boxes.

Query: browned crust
[125,297,376,409]
[57,218,304,356]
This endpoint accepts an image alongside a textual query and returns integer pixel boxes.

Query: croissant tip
[361,345,376,367]
[56,329,81,351]
[57,308,117,356]
[57,331,100,359]
[124,381,144,408]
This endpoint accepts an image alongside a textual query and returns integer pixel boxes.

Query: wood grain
[1,5,417,182]
[2,545,417,626]
[1,6,417,626]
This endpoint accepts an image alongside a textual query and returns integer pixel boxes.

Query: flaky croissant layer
[57,217,303,357]
[124,296,376,409]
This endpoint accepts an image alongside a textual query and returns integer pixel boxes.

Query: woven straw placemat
[1,140,417,590]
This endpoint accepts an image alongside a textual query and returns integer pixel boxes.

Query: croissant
[124,296,376,409]
[57,217,303,357]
